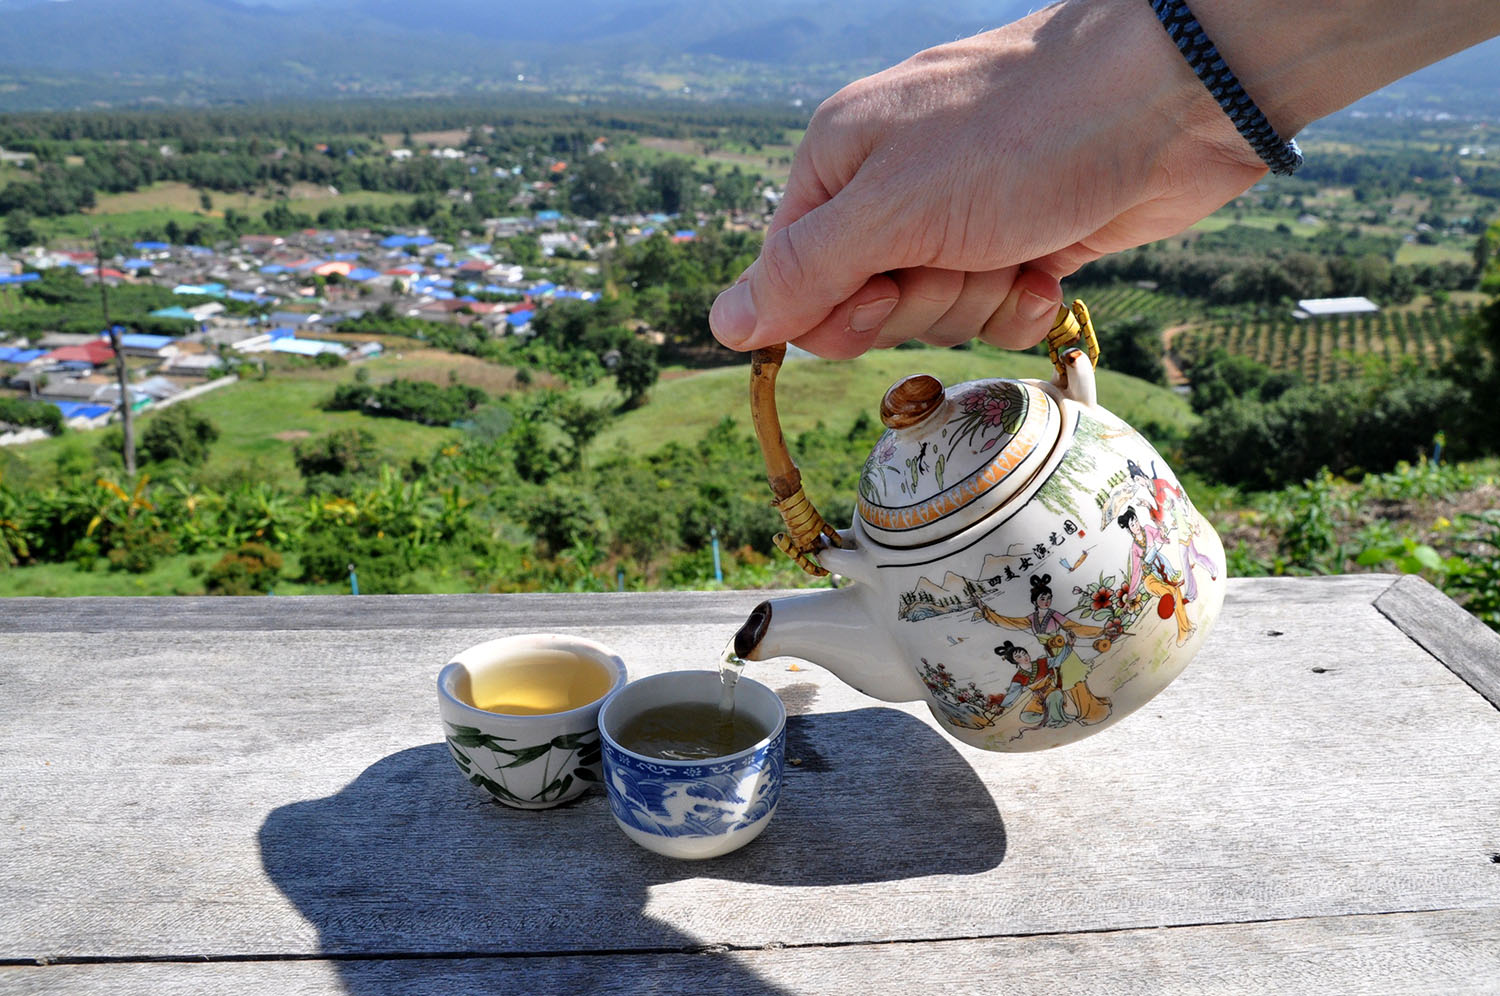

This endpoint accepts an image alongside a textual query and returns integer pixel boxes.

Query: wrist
[1171,0,1500,137]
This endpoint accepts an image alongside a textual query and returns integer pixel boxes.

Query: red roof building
[44,340,116,365]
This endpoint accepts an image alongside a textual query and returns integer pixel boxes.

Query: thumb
[710,195,893,352]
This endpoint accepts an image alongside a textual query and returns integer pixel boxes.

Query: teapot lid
[856,374,1061,547]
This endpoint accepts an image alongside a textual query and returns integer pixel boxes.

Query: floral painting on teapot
[894,409,1223,750]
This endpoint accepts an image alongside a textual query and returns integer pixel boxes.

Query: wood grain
[3,576,1499,995]
[1375,573,1500,709]
[4,909,1497,995]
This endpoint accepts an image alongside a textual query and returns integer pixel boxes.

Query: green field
[36,182,419,242]
[1395,241,1477,266]
[1171,301,1478,383]
[592,344,1197,455]
[2,355,464,490]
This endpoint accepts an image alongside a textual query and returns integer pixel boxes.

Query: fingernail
[849,297,898,334]
[711,283,757,346]
[1018,289,1059,322]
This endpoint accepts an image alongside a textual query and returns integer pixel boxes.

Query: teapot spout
[733,588,927,703]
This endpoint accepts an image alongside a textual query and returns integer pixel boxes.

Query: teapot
[733,302,1225,752]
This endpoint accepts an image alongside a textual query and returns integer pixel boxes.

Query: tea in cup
[438,634,628,810]
[599,670,786,859]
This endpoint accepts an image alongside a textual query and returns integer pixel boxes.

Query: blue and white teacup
[599,670,786,860]
[438,634,628,810]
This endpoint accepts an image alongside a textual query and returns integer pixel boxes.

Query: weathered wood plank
[3,579,1499,967]
[0,576,1399,635]
[1375,573,1500,710]
[0,590,778,634]
[3,908,1498,996]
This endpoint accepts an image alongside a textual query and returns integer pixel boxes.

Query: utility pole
[94,229,136,477]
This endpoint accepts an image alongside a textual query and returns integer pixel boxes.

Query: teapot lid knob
[880,374,945,429]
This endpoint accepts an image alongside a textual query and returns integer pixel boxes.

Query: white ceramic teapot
[734,302,1225,752]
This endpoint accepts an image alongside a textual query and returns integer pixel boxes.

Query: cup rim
[598,669,786,767]
[437,633,628,723]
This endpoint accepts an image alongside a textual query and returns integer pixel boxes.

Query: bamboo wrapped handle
[749,344,842,577]
[748,299,1100,578]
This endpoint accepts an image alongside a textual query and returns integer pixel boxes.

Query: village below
[0,100,1498,633]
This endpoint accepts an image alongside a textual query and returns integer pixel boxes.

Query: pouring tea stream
[734,302,1226,753]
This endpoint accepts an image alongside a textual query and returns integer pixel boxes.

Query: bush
[103,519,178,574]
[1102,315,1168,386]
[293,428,380,480]
[1185,375,1455,490]
[205,542,284,595]
[326,381,373,411]
[1185,347,1300,414]
[298,528,426,593]
[329,378,488,426]
[0,397,64,435]
[140,404,219,466]
[521,485,603,555]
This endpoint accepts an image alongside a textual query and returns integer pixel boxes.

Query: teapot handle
[1047,300,1102,403]
[750,344,843,577]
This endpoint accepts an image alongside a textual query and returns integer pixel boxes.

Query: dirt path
[1160,323,1192,386]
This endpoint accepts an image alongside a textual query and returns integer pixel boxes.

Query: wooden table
[2,575,1498,995]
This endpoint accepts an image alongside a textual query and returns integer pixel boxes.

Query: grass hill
[591,345,1197,456]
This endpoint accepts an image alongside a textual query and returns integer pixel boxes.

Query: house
[150,306,200,322]
[50,402,114,429]
[43,341,115,367]
[116,334,180,360]
[1293,297,1381,319]
[135,376,184,402]
[240,235,285,252]
[165,353,227,378]
[0,347,45,365]
[90,383,153,412]
[270,338,349,358]
[485,263,526,285]
[37,378,107,403]
[267,311,319,328]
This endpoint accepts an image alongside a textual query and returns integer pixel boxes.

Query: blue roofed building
[150,306,199,321]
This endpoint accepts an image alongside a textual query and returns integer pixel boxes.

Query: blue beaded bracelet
[1149,0,1303,176]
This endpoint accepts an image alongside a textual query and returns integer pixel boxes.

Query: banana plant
[0,473,31,568]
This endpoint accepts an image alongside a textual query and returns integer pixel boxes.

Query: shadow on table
[260,699,1006,994]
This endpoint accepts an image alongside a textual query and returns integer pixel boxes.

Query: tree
[140,404,219,466]
[613,337,659,409]
[551,397,614,470]
[1103,316,1168,386]
[293,428,381,480]
[568,154,635,219]
[3,210,38,250]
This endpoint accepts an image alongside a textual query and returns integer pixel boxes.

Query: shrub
[1186,375,1455,490]
[104,519,178,574]
[333,378,487,426]
[0,397,64,435]
[293,428,380,480]
[140,404,219,466]
[521,485,603,555]
[205,542,284,595]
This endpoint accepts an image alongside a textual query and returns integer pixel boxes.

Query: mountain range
[0,0,1496,112]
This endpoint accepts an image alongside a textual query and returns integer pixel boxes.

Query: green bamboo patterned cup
[438,634,628,810]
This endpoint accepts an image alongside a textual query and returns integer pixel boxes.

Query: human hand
[709,0,1267,359]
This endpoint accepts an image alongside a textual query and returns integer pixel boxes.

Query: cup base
[611,805,777,860]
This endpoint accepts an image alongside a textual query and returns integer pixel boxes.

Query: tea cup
[599,670,786,860]
[438,634,628,810]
